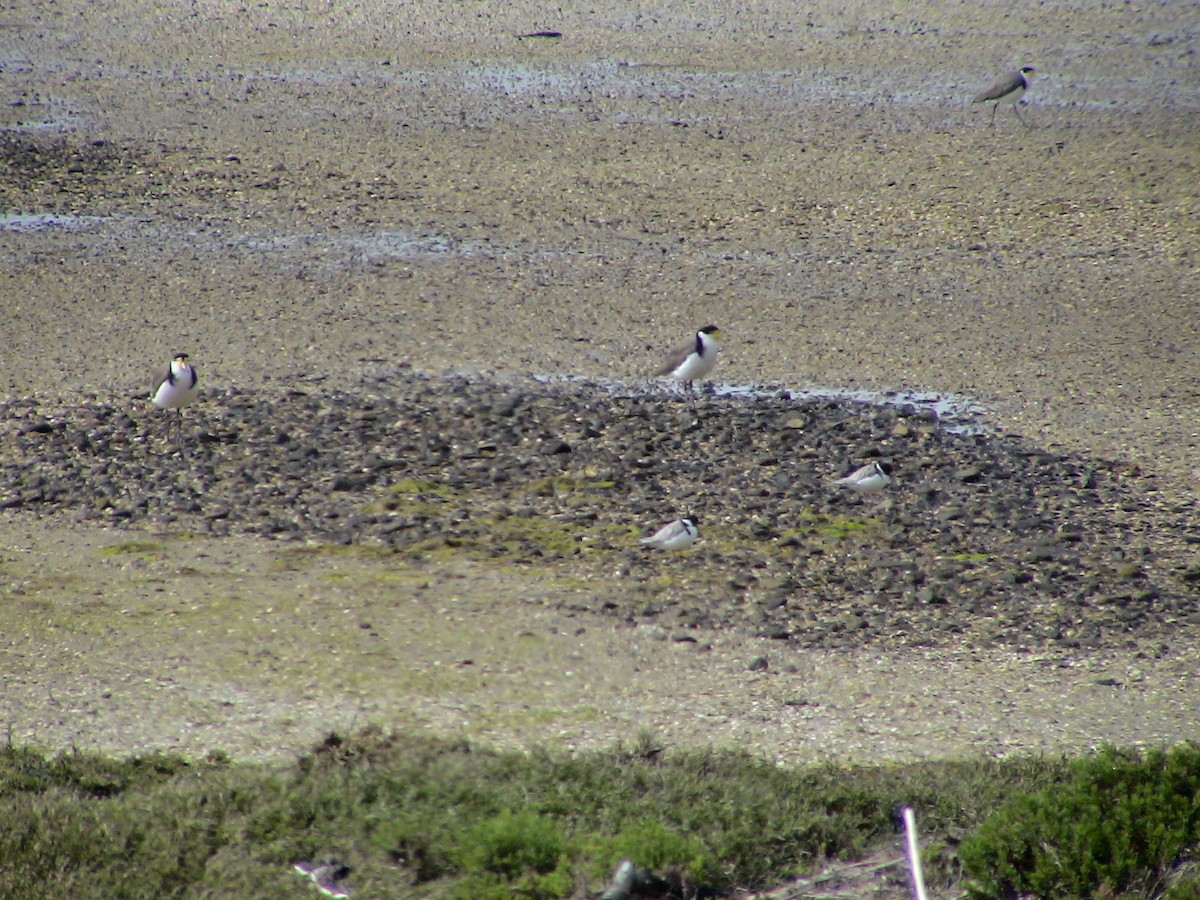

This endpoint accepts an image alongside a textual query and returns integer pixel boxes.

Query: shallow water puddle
[234,229,461,260]
[0,213,107,233]
[716,383,988,434]
[0,213,474,269]
[529,373,990,434]
[459,62,604,97]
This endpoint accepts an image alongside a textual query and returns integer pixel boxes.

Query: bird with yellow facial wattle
[655,324,722,409]
[151,352,199,442]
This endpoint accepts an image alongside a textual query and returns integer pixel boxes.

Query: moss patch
[99,540,167,557]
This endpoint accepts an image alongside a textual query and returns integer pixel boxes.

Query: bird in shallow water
[640,516,700,550]
[973,65,1036,127]
[833,461,892,493]
[656,325,722,407]
[151,352,198,442]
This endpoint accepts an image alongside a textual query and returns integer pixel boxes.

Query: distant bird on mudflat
[833,461,892,493]
[640,516,700,550]
[151,353,198,441]
[656,325,722,401]
[973,66,1035,127]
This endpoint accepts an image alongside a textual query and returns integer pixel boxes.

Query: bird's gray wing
[643,521,679,543]
[655,337,695,376]
[974,70,1022,102]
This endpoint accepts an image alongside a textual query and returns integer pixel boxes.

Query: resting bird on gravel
[833,461,892,493]
[640,516,700,550]
[656,325,722,404]
[973,65,1035,127]
[151,353,198,441]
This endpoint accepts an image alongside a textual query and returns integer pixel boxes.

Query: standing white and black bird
[640,516,700,550]
[151,353,198,441]
[656,325,722,402]
[973,66,1035,127]
[833,461,892,493]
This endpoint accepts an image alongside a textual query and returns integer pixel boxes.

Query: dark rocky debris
[1,371,1197,652]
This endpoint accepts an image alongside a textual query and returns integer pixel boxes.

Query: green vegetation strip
[1,734,1198,899]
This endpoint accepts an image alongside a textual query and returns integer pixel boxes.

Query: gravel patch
[3,373,1197,655]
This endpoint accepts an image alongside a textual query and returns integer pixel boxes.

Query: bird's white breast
[672,337,719,380]
[153,366,198,409]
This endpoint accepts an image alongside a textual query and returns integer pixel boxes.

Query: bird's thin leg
[156,413,172,452]
[1013,104,1030,128]
[989,103,998,127]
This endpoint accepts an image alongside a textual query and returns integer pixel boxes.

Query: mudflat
[1,0,1197,764]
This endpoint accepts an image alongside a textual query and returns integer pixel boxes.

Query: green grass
[99,540,167,556]
[515,475,618,498]
[770,511,884,547]
[8,732,1197,899]
[946,552,992,564]
[385,478,455,497]
[362,473,633,562]
[362,474,886,565]
[961,744,1200,898]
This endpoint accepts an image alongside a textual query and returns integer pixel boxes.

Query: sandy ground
[5,522,1199,768]
[1,0,1199,764]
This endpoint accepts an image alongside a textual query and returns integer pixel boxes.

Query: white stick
[902,807,930,900]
